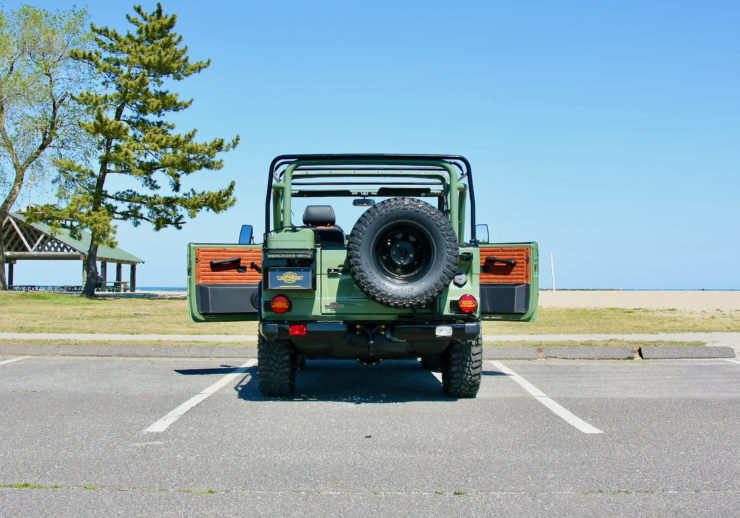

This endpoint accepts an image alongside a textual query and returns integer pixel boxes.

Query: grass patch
[0,292,736,337]
[0,292,256,335]
[484,307,738,334]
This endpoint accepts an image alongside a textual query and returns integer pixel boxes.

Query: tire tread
[442,335,482,398]
[257,335,295,397]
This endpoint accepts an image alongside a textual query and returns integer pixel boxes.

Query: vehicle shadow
[234,360,455,403]
[482,370,508,376]
[174,366,250,376]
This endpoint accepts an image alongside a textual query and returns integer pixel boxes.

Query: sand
[539,290,740,311]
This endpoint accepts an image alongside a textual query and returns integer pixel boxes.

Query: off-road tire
[257,334,295,397]
[347,197,458,308]
[442,336,482,398]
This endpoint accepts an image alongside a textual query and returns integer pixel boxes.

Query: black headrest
[303,205,336,226]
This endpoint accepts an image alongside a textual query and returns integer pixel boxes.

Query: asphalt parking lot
[1,355,738,517]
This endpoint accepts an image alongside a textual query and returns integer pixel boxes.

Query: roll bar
[264,154,477,242]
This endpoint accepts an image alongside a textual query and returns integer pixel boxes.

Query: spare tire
[347,197,459,308]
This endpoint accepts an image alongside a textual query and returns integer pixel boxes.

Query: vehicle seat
[303,205,345,248]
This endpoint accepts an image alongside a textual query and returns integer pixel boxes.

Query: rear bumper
[260,321,481,359]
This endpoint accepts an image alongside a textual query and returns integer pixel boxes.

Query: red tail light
[289,324,307,336]
[458,294,478,314]
[271,295,291,314]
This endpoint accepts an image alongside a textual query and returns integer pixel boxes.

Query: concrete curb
[640,345,736,359]
[1,343,735,360]
[541,346,635,360]
[0,343,257,358]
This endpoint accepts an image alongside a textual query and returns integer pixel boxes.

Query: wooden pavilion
[1,211,144,292]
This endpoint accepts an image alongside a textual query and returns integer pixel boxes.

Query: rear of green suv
[188,154,538,398]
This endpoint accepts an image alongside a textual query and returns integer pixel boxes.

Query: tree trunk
[0,157,30,291]
[0,249,6,291]
[0,183,22,291]
[0,212,7,290]
[82,242,99,297]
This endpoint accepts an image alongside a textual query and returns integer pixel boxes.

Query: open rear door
[187,243,262,322]
[479,242,538,321]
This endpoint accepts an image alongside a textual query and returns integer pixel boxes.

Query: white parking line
[488,361,603,434]
[725,358,740,366]
[144,359,256,433]
[0,356,29,366]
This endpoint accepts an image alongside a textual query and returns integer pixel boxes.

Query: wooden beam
[32,232,45,251]
[7,218,32,251]
[5,252,82,260]
[99,259,140,265]
[130,264,136,292]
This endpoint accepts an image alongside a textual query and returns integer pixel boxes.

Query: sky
[4,0,739,289]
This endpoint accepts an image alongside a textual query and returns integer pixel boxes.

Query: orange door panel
[479,246,530,284]
[189,244,262,319]
[195,247,262,285]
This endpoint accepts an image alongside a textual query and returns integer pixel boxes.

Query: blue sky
[6,1,740,289]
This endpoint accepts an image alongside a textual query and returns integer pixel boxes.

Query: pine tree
[28,3,238,296]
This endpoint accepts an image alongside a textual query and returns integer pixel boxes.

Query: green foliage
[0,5,91,198]
[29,3,238,247]
[0,5,92,290]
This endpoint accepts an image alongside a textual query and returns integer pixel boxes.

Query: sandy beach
[539,290,740,311]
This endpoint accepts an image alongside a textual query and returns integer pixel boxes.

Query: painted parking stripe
[0,356,29,366]
[144,359,256,433]
[725,358,740,366]
[488,360,603,434]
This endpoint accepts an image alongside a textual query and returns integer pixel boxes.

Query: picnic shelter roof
[2,212,143,265]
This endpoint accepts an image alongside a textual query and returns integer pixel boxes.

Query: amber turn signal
[271,295,291,314]
[457,294,478,314]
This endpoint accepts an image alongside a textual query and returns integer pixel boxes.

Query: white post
[550,253,556,292]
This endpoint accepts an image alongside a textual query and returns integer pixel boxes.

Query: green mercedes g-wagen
[188,154,538,398]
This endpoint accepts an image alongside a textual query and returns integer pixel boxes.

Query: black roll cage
[265,154,478,242]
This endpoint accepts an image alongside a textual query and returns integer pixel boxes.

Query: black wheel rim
[372,223,434,281]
